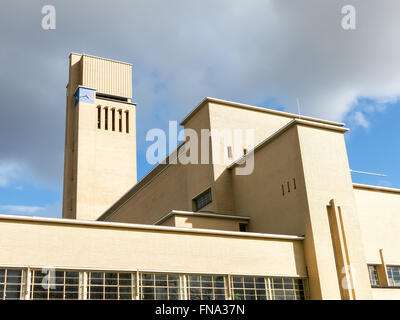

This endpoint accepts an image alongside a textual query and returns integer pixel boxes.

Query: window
[112,109,115,131]
[104,107,108,130]
[232,276,269,300]
[96,92,128,102]
[88,272,134,300]
[139,273,179,300]
[270,278,305,300]
[368,265,380,286]
[387,266,400,287]
[0,269,307,300]
[125,111,129,134]
[293,178,297,190]
[282,184,285,196]
[287,181,290,192]
[118,110,122,132]
[239,223,247,232]
[243,148,248,155]
[31,269,80,300]
[0,268,23,300]
[227,146,233,159]
[193,188,212,211]
[187,275,226,300]
[97,106,101,129]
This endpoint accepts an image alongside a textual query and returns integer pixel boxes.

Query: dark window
[287,181,290,192]
[125,111,129,134]
[104,107,108,130]
[239,223,247,232]
[194,188,212,211]
[112,109,115,131]
[282,184,285,196]
[243,148,248,155]
[0,268,23,300]
[293,178,297,190]
[97,106,101,129]
[118,110,122,132]
[139,273,179,300]
[96,92,129,102]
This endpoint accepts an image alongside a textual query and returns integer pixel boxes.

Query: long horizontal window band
[96,92,129,102]
[0,267,308,300]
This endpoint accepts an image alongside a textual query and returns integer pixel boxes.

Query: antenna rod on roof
[296,97,301,119]
[350,169,387,177]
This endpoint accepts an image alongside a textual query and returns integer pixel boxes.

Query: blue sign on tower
[74,87,95,106]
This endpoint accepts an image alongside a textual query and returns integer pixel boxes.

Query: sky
[0,0,399,218]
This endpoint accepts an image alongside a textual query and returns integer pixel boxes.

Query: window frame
[193,188,212,211]
[367,265,380,287]
[387,265,400,287]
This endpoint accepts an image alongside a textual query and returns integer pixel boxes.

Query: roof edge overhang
[353,183,400,194]
[0,214,303,241]
[153,210,251,225]
[180,97,345,127]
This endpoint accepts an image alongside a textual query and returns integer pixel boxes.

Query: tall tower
[62,53,137,221]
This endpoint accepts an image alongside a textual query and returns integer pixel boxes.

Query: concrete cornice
[180,97,345,127]
[353,183,400,194]
[70,52,132,66]
[153,210,251,225]
[0,214,304,241]
[229,118,349,169]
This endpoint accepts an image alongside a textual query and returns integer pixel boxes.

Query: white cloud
[0,205,44,214]
[0,202,61,218]
[0,162,23,187]
[353,111,370,129]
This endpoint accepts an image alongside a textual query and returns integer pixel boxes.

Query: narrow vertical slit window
[282,184,285,196]
[287,181,290,192]
[118,110,122,132]
[227,146,233,159]
[112,109,115,131]
[104,107,108,130]
[293,178,297,190]
[125,111,129,134]
[97,106,101,129]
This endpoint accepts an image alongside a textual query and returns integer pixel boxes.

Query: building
[0,53,399,300]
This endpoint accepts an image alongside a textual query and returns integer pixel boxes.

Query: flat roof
[180,97,345,127]
[0,214,303,241]
[153,210,251,225]
[70,52,132,66]
[353,183,400,194]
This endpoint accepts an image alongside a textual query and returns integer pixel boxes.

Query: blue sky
[0,0,399,218]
